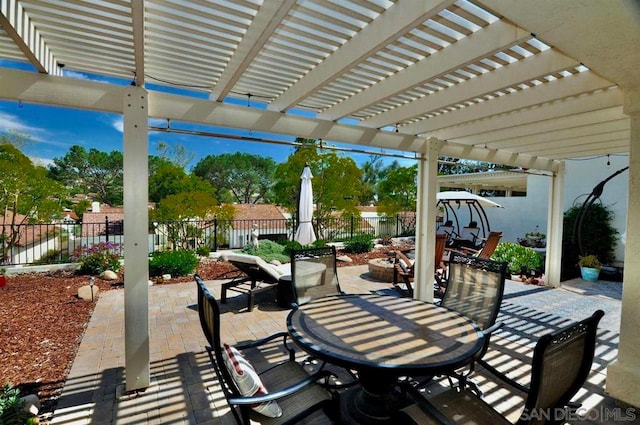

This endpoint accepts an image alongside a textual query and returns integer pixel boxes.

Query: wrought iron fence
[1,214,416,266]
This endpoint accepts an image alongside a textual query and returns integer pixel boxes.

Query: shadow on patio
[48,265,633,425]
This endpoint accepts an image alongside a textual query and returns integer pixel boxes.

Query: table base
[338,372,402,424]
[340,388,401,424]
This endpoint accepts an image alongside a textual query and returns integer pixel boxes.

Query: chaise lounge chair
[218,252,291,312]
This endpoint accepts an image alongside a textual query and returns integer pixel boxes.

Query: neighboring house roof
[81,205,125,237]
[0,211,50,247]
[230,204,289,231]
[232,204,287,221]
[357,205,379,214]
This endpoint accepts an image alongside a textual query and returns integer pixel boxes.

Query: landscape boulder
[78,284,99,301]
[100,270,118,280]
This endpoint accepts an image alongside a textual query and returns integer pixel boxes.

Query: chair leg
[221,282,229,303]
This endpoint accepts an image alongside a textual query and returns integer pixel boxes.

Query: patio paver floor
[48,265,637,424]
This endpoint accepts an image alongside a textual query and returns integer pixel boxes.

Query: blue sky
[0,60,416,170]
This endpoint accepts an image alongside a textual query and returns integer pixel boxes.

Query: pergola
[1,0,639,407]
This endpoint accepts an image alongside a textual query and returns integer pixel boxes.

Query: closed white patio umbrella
[295,164,317,245]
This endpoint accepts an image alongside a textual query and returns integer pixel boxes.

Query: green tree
[149,161,212,203]
[155,142,195,169]
[1,130,34,149]
[0,143,67,261]
[377,164,418,216]
[193,153,277,203]
[153,191,227,221]
[49,145,123,205]
[151,191,235,250]
[360,155,384,205]
[272,139,363,221]
[72,199,91,221]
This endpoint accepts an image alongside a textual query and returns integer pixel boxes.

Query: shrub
[72,241,122,275]
[282,240,303,257]
[34,249,70,265]
[242,239,290,263]
[578,254,601,270]
[0,383,30,425]
[311,239,327,248]
[563,203,618,265]
[343,234,374,254]
[492,242,543,275]
[196,246,210,257]
[149,250,199,277]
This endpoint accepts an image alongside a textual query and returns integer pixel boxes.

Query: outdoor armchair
[393,233,448,298]
[446,230,503,261]
[195,274,338,425]
[396,309,604,425]
[218,252,291,312]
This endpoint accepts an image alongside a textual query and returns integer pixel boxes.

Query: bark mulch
[0,244,406,418]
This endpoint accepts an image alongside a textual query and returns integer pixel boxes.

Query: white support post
[545,161,565,287]
[123,86,150,392]
[414,138,441,302]
[606,89,640,408]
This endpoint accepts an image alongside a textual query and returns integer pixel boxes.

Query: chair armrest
[477,358,530,394]
[234,331,289,350]
[395,250,413,265]
[228,369,333,405]
[235,332,295,360]
[482,321,504,337]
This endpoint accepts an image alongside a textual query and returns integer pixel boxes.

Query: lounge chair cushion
[221,253,292,282]
[222,343,283,418]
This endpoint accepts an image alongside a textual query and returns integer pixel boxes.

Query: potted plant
[0,267,6,288]
[578,255,601,282]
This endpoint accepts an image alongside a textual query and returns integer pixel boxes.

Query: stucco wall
[483,155,629,265]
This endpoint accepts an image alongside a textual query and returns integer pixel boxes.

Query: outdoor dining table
[286,293,485,424]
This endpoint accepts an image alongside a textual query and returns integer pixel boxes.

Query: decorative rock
[162,274,171,280]
[336,255,353,263]
[21,394,40,415]
[100,270,118,280]
[78,285,99,301]
[148,280,154,286]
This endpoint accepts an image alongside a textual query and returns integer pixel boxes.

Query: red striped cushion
[222,343,282,418]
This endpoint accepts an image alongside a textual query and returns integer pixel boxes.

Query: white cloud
[29,156,55,168]
[61,70,90,80]
[112,117,123,133]
[112,117,167,134]
[0,111,40,134]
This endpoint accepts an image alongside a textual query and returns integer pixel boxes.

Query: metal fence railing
[1,214,416,266]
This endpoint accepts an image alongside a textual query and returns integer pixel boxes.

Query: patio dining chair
[396,309,605,425]
[195,274,338,425]
[289,246,359,387]
[404,252,507,393]
[438,253,507,387]
[289,246,342,306]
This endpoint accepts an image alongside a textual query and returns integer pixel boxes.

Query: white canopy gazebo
[1,0,639,407]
